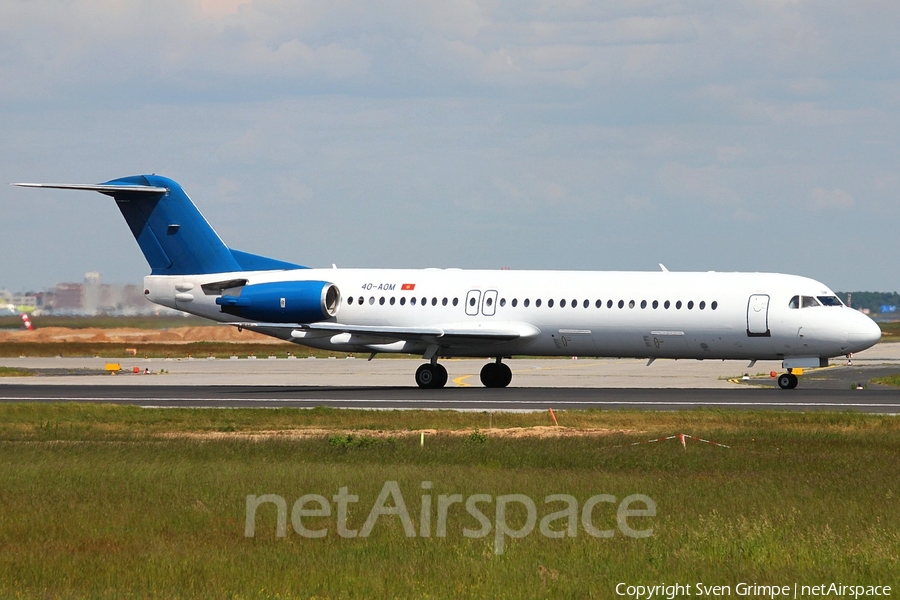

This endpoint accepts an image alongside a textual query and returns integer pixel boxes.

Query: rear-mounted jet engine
[216,281,340,323]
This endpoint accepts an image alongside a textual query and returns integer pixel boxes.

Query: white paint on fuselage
[144,268,881,362]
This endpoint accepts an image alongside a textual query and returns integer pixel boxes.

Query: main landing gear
[414,358,513,389]
[480,360,512,388]
[415,363,448,389]
[777,371,799,390]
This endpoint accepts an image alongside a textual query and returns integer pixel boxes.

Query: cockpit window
[789,295,800,309]
[817,295,843,306]
[801,296,821,308]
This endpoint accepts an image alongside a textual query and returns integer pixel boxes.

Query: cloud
[3,1,900,291]
[806,187,855,211]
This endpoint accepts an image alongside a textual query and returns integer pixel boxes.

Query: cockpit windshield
[817,295,843,306]
[789,295,840,309]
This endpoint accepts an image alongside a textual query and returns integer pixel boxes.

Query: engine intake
[216,280,340,323]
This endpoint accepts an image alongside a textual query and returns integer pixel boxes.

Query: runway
[0,383,899,412]
[1,347,898,412]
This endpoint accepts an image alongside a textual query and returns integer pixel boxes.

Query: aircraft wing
[228,321,537,343]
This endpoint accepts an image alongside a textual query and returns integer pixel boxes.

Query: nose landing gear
[777,371,799,389]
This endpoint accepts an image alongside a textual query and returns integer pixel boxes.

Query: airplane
[15,175,881,389]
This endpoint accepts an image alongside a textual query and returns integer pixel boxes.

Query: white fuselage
[144,268,881,365]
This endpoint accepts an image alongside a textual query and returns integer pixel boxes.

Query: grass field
[0,405,897,599]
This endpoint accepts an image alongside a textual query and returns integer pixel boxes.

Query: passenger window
[607,300,613,309]
[431,297,437,306]
[524,299,530,307]
[618,300,624,309]
[559,299,565,308]
[400,297,406,306]
[699,301,706,310]
[453,298,459,307]
[583,299,589,308]
[390,297,395,305]
[411,297,417,305]
[500,298,506,307]
[512,299,518,307]
[348,297,354,305]
[676,301,682,309]
[687,301,694,310]
[652,300,659,309]
[664,300,670,309]
[536,299,542,307]
[486,297,493,307]
[595,299,601,308]
[442,298,448,306]
[628,300,635,309]
[358,297,364,305]
[711,301,718,310]
[641,300,647,309]
[548,299,554,308]
[789,295,800,309]
[369,297,375,305]
[469,297,476,307]
[379,297,385,305]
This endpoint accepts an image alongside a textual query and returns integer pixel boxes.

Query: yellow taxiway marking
[453,375,472,387]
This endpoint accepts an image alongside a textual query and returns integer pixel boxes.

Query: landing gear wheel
[777,373,798,390]
[434,363,448,388]
[480,362,512,388]
[416,364,447,389]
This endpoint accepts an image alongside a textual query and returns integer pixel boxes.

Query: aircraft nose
[847,312,882,351]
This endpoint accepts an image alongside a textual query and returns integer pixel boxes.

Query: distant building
[83,272,101,315]
[52,282,83,312]
[8,273,174,315]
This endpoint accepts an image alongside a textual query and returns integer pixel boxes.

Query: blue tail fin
[17,175,303,275]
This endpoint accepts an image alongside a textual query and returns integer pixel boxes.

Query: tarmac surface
[1,344,899,412]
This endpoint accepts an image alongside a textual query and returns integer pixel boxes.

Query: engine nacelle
[215,280,340,323]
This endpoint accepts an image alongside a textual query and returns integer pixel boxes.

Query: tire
[480,363,498,387]
[416,364,436,389]
[777,373,798,389]
[434,363,448,389]
[416,363,447,389]
[480,362,511,388]
[496,363,512,388]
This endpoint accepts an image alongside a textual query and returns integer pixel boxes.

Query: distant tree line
[836,291,900,313]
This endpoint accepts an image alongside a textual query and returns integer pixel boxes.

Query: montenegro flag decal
[401,283,416,291]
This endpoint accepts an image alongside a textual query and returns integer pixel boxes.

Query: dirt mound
[162,426,639,441]
[0,326,279,344]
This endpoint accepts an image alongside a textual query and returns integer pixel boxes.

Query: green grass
[0,366,34,377]
[0,406,897,599]
[872,374,900,386]
[878,320,900,341]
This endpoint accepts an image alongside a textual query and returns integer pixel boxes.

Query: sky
[1,0,899,293]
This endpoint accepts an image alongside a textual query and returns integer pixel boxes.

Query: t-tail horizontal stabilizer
[14,175,303,276]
